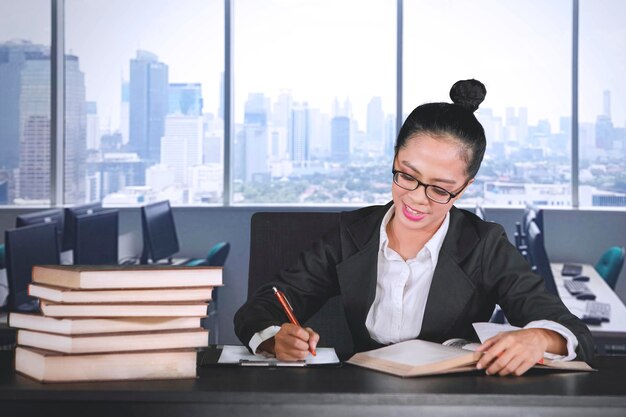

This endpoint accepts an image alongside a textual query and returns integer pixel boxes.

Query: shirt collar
[379,204,450,265]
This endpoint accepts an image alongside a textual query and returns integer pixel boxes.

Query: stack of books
[9,264,222,383]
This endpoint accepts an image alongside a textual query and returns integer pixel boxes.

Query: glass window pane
[404,0,572,207]
[233,0,396,205]
[65,0,224,206]
[579,0,626,207]
[0,0,51,206]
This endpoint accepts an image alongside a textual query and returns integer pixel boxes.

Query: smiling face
[391,133,473,238]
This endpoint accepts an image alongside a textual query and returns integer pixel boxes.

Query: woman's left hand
[475,328,564,376]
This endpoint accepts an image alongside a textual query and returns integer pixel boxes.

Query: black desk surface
[1,350,626,417]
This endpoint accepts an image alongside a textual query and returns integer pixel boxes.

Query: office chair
[474,204,486,221]
[595,246,625,290]
[192,241,230,344]
[248,211,354,357]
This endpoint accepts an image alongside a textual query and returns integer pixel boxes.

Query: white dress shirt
[251,204,578,361]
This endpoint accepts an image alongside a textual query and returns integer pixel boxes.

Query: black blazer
[235,203,594,363]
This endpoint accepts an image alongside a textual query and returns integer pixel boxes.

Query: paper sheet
[218,345,340,366]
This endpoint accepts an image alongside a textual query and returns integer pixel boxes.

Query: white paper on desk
[218,345,340,366]
[472,322,564,361]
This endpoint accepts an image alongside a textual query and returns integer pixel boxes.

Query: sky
[1,0,625,132]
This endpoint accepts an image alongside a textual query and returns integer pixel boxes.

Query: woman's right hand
[260,323,319,361]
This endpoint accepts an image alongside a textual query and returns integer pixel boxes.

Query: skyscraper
[367,96,384,152]
[129,50,169,164]
[0,40,48,173]
[169,83,203,116]
[1,41,86,203]
[331,116,350,162]
[161,115,203,185]
[243,93,269,182]
[290,102,309,163]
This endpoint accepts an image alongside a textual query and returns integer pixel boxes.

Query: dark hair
[395,79,487,179]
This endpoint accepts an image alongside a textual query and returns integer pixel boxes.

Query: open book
[347,323,594,377]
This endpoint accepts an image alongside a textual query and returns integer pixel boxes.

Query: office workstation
[2,0,626,415]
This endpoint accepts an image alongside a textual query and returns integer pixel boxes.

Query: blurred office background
[0,0,625,344]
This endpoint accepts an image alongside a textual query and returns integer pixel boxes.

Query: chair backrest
[248,211,354,356]
[207,242,230,267]
[5,223,60,312]
[595,246,625,290]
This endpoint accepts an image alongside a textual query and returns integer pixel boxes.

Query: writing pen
[272,286,316,356]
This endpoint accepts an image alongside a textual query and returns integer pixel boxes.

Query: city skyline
[1,0,625,131]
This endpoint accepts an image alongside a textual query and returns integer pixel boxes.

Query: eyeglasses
[392,169,469,204]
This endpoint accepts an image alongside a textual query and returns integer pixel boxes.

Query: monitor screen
[63,202,103,251]
[73,209,119,265]
[526,220,558,296]
[140,200,180,264]
[5,222,60,312]
[16,208,64,249]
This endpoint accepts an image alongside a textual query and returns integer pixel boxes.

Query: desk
[0,351,625,417]
[552,263,626,353]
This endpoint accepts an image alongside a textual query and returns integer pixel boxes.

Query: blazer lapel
[336,203,391,350]
[419,207,480,342]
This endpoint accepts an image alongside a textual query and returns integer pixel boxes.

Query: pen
[272,286,316,356]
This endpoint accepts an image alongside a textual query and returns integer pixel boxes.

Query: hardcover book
[32,264,223,289]
[28,283,214,303]
[9,313,204,335]
[15,346,197,382]
[38,300,209,317]
[347,339,594,377]
[17,328,209,354]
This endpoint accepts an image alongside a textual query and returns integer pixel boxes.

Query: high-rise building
[331,116,350,162]
[161,115,203,185]
[86,101,99,150]
[243,93,269,182]
[290,102,309,163]
[120,80,130,144]
[367,96,384,150]
[129,50,169,164]
[169,83,203,116]
[3,41,86,204]
[0,40,48,172]
[63,55,87,204]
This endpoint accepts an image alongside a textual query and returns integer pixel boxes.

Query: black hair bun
[449,79,486,112]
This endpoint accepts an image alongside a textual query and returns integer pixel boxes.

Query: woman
[234,79,594,376]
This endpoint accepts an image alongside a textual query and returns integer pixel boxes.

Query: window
[232,0,396,204]
[0,0,51,206]
[404,0,572,207]
[579,0,626,207]
[65,0,224,206]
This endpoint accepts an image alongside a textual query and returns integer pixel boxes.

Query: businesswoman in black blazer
[235,79,594,376]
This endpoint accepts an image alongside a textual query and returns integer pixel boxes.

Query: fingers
[274,323,318,361]
[476,332,544,376]
[305,327,320,354]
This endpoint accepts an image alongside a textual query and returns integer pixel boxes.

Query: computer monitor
[63,202,103,251]
[140,200,180,264]
[15,208,64,249]
[525,220,559,296]
[522,203,544,235]
[5,222,60,312]
[73,209,119,265]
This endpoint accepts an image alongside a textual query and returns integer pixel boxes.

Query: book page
[217,345,340,366]
[363,339,474,366]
